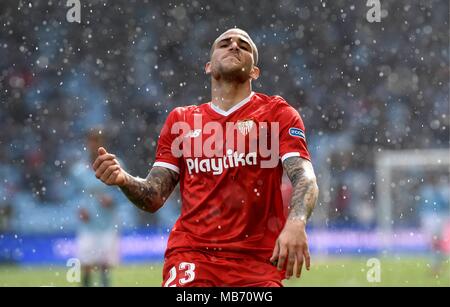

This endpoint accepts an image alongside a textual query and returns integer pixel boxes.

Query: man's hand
[92,146,179,213]
[270,219,311,279]
[92,147,128,187]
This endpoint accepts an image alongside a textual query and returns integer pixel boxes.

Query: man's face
[206,30,259,83]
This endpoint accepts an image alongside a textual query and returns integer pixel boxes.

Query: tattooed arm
[92,147,179,213]
[283,156,319,223]
[119,167,179,213]
[270,156,319,279]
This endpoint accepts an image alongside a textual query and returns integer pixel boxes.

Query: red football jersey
[154,92,311,262]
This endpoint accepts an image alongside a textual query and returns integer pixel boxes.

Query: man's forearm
[120,167,179,213]
[283,157,319,223]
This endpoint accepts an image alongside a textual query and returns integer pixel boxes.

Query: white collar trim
[209,92,255,116]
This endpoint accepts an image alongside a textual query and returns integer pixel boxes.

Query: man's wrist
[119,171,131,188]
[286,216,308,227]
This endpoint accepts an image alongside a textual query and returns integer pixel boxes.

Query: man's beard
[212,61,251,83]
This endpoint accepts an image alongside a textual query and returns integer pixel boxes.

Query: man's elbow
[143,203,161,214]
[142,197,167,213]
[314,183,319,201]
[311,177,319,203]
[304,175,319,200]
[311,177,319,192]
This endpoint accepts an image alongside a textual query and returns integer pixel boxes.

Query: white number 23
[164,262,196,287]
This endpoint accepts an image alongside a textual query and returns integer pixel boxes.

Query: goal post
[375,149,450,234]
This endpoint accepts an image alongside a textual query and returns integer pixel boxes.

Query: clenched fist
[92,147,128,187]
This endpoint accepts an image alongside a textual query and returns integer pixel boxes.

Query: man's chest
[175,108,281,175]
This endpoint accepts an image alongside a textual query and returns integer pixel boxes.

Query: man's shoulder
[254,92,291,106]
[168,103,208,118]
[253,93,297,115]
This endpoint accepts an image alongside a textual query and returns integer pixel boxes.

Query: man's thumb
[98,147,107,155]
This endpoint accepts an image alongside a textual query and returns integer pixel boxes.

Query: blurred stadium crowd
[0,0,448,234]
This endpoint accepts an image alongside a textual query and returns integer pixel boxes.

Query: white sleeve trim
[153,161,180,173]
[281,152,301,163]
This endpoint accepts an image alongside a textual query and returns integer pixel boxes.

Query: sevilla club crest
[237,119,255,136]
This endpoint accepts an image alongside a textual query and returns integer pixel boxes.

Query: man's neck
[210,80,252,112]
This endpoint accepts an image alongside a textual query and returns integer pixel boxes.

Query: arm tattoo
[120,166,179,213]
[283,157,319,223]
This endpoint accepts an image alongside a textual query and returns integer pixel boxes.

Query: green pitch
[0,256,448,287]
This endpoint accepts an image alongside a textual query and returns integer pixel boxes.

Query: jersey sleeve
[275,98,311,163]
[153,108,182,173]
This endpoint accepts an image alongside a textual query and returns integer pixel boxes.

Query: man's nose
[229,41,239,50]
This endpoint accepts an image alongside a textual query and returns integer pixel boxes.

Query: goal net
[375,149,450,251]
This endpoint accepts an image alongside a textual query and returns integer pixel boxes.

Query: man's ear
[250,66,260,80]
[205,62,211,74]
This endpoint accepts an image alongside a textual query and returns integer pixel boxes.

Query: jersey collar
[209,91,255,116]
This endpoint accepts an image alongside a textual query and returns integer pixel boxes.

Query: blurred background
[0,0,449,286]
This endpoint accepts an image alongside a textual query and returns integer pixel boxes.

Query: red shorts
[162,251,283,287]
